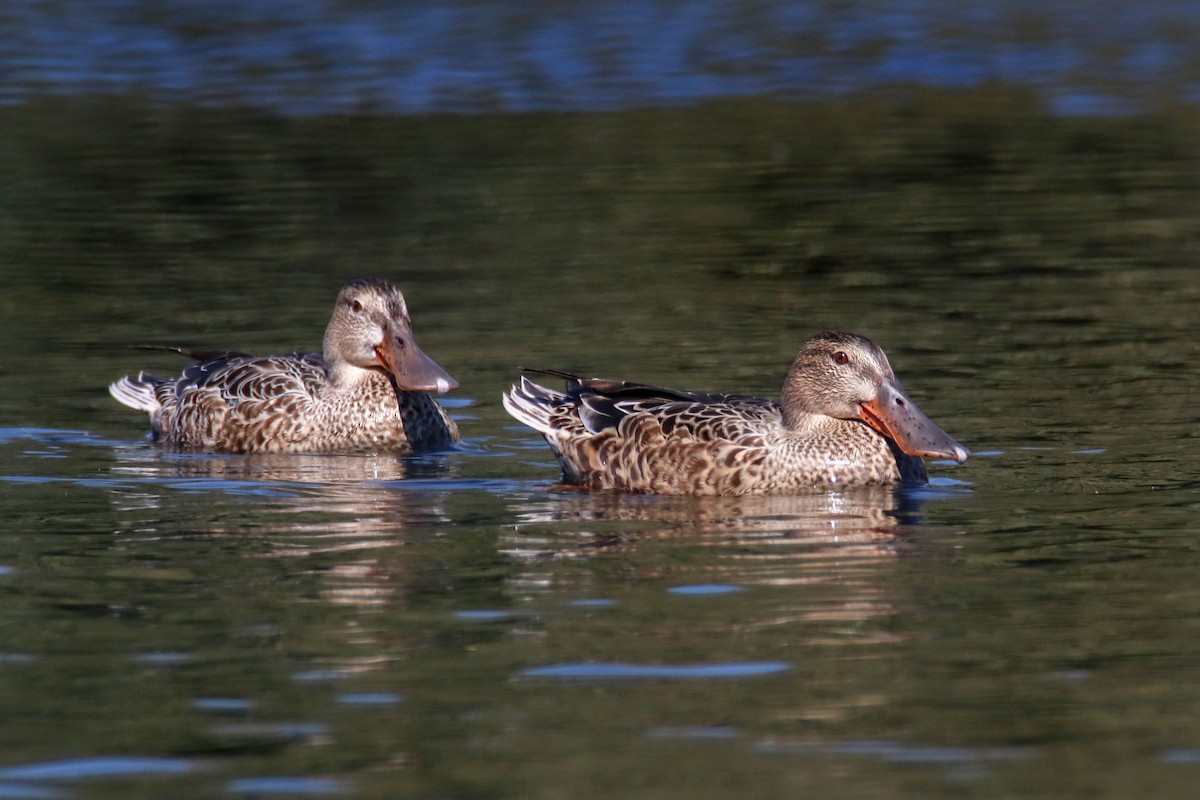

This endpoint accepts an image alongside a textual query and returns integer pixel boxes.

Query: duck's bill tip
[904,441,969,463]
[396,364,457,393]
[375,339,458,393]
[859,394,968,465]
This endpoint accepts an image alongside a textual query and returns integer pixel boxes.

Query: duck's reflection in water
[500,486,939,635]
[103,443,951,643]
[109,448,451,504]
[106,448,458,558]
[110,448,430,484]
[505,486,914,557]
[98,449,471,677]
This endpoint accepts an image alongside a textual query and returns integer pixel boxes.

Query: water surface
[1,83,1199,800]
[4,1,1200,114]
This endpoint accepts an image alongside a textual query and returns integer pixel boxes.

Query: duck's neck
[780,407,840,437]
[779,379,819,431]
[326,359,387,393]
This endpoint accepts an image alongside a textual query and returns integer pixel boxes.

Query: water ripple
[0,757,195,781]
[336,692,402,706]
[754,738,1034,764]
[569,598,618,608]
[191,697,256,713]
[0,783,65,799]
[521,661,791,680]
[669,584,743,596]
[455,609,521,622]
[647,725,742,740]
[226,777,351,795]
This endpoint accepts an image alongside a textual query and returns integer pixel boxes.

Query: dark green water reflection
[0,92,1198,798]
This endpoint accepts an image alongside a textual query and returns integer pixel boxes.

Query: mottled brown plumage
[502,331,967,495]
[109,277,459,453]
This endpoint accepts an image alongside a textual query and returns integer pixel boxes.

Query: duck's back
[592,397,787,495]
[154,352,322,451]
[504,374,786,494]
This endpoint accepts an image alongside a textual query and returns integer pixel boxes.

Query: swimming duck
[502,330,967,495]
[109,277,460,453]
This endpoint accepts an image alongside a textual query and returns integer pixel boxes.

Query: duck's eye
[351,299,364,313]
[832,351,850,365]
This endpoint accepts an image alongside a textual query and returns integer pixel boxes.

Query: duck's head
[781,330,968,463]
[323,277,458,393]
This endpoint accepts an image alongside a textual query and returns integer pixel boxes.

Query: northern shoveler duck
[502,330,967,495]
[109,277,460,453]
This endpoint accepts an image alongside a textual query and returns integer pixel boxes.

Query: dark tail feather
[519,367,709,403]
[133,344,251,362]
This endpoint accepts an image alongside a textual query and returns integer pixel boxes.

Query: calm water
[2,62,1200,800]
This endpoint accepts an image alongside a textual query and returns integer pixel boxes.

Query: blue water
[3,0,1199,114]
[225,777,353,795]
[0,757,195,781]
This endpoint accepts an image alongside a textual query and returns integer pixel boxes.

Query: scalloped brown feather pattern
[125,351,457,454]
